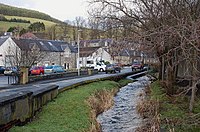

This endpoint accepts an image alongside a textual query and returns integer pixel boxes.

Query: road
[0,75,10,87]
[0,68,133,96]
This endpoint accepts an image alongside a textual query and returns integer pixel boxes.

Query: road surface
[0,68,133,98]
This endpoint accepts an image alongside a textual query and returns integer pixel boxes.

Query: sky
[0,0,89,21]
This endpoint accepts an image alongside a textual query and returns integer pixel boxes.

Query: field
[0,16,56,31]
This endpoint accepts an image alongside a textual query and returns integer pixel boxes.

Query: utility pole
[77,29,82,76]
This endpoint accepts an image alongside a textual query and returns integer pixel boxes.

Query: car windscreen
[45,66,53,69]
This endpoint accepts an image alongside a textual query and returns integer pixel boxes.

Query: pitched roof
[79,47,100,57]
[0,37,9,47]
[80,39,112,47]
[68,45,78,53]
[20,32,38,39]
[119,49,141,57]
[12,38,76,53]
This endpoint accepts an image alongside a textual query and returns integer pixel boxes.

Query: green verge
[150,81,200,132]
[10,79,132,132]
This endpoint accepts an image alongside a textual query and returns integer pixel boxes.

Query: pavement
[0,68,133,99]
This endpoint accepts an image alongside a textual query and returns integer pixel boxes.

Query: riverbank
[10,79,133,132]
[137,81,200,131]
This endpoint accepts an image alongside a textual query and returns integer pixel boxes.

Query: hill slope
[0,3,62,23]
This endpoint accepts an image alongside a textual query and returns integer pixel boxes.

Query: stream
[97,76,150,132]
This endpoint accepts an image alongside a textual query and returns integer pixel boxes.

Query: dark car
[4,66,19,76]
[131,61,143,71]
[30,66,44,75]
[0,66,5,74]
[105,64,121,74]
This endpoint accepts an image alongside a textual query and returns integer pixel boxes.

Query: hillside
[0,3,93,41]
[0,3,62,23]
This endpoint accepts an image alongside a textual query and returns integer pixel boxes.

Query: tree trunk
[189,80,196,113]
[189,50,197,113]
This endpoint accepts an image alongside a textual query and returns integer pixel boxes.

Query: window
[87,60,93,64]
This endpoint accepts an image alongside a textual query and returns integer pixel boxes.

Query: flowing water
[97,76,150,132]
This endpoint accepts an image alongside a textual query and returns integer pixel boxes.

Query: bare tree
[5,42,47,68]
[88,0,200,112]
[72,16,87,41]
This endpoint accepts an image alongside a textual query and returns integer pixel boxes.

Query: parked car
[105,64,121,74]
[0,66,5,74]
[131,61,143,71]
[44,65,65,74]
[4,66,19,76]
[30,66,44,75]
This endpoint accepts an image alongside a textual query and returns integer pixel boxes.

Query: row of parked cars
[0,65,66,76]
[30,65,66,75]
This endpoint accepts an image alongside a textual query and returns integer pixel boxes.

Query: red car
[131,62,143,71]
[30,66,44,75]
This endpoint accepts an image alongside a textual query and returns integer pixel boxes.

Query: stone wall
[0,85,58,131]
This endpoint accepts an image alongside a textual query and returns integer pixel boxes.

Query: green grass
[150,81,200,131]
[5,16,56,27]
[0,16,56,31]
[150,81,167,101]
[0,21,30,31]
[118,79,134,87]
[10,80,120,132]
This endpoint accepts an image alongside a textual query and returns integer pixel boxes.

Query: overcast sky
[0,0,89,21]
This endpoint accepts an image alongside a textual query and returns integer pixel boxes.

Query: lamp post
[77,30,81,76]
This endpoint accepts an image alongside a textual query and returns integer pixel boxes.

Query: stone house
[114,49,158,65]
[80,39,112,48]
[79,47,113,67]
[0,37,77,69]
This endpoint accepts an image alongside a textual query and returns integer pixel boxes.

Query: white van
[86,60,106,72]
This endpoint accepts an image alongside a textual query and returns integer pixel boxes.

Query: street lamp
[77,29,82,76]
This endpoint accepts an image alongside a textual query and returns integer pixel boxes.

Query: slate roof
[79,47,100,57]
[119,49,141,57]
[12,38,76,53]
[0,37,9,47]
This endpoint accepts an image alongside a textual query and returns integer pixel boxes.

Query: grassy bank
[137,81,200,131]
[10,79,132,132]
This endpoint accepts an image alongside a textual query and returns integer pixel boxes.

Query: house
[79,47,113,67]
[80,39,112,48]
[113,49,157,65]
[113,49,142,65]
[0,36,18,67]
[20,32,38,39]
[0,37,77,69]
